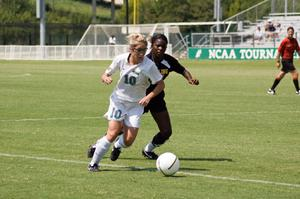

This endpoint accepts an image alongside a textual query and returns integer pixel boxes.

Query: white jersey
[105,53,162,102]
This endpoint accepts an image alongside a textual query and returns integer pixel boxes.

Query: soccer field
[0,60,299,199]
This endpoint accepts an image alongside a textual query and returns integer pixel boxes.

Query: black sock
[152,131,171,146]
[293,79,299,91]
[271,79,281,90]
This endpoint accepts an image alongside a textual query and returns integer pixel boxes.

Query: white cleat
[267,88,276,95]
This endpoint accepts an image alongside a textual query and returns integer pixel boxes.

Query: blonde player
[88,33,164,172]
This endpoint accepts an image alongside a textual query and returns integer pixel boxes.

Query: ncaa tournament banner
[188,48,300,60]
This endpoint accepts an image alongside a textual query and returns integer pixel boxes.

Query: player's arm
[275,40,286,68]
[275,51,281,68]
[296,46,300,58]
[183,69,199,85]
[101,57,120,85]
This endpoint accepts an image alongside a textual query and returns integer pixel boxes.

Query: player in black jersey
[140,33,199,159]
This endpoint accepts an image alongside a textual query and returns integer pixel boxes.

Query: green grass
[0,60,300,199]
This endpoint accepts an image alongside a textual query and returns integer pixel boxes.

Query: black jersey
[144,53,186,113]
[146,53,186,93]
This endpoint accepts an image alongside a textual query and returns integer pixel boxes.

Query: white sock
[90,136,111,166]
[114,134,127,149]
[144,142,156,152]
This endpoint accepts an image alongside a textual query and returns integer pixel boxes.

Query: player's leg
[290,70,300,94]
[110,103,143,161]
[142,110,172,160]
[268,71,286,95]
[87,96,126,159]
[87,130,123,158]
[88,120,122,171]
[110,126,139,161]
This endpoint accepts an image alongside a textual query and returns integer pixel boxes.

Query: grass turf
[0,60,299,199]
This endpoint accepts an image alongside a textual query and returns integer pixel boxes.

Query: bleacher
[191,0,300,49]
[245,14,300,47]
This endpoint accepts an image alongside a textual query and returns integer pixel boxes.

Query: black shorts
[144,91,167,113]
[281,59,296,73]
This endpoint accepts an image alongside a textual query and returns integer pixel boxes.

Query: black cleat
[88,164,99,172]
[142,150,158,160]
[110,146,121,161]
[87,145,96,158]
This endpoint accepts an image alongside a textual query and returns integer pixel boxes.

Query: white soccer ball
[156,152,180,176]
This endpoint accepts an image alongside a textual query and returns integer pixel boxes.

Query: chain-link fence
[0,23,88,45]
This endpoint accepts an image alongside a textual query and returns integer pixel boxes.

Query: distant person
[267,26,300,95]
[108,35,116,45]
[265,19,276,40]
[87,33,164,172]
[273,22,282,40]
[254,26,264,42]
[265,19,276,32]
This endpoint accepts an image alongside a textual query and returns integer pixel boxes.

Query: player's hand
[275,61,280,69]
[138,96,150,107]
[189,79,199,85]
[101,74,113,85]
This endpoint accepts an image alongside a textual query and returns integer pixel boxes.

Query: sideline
[0,152,299,188]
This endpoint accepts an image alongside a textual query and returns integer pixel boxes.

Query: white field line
[1,110,300,122]
[0,152,299,188]
[8,73,32,77]
[0,116,102,122]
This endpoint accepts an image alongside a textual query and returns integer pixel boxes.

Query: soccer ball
[156,152,180,176]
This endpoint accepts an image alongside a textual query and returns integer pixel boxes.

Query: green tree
[222,0,263,19]
[116,0,214,24]
[0,0,34,23]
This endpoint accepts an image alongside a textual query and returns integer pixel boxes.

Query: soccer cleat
[88,164,100,172]
[110,146,121,161]
[87,145,96,158]
[267,88,276,95]
[296,90,300,95]
[142,150,158,160]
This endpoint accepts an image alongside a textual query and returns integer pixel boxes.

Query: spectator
[254,26,264,42]
[273,22,282,40]
[265,19,276,40]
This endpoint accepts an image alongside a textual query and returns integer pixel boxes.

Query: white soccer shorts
[104,95,143,128]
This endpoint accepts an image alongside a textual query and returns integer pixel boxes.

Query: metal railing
[190,32,290,48]
[211,0,271,33]
[0,44,173,60]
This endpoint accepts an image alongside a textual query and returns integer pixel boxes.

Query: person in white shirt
[254,26,264,42]
[108,35,116,45]
[88,33,165,172]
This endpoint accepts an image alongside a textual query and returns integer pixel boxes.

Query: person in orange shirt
[267,26,300,95]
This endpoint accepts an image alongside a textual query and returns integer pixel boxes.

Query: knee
[292,72,299,80]
[123,137,135,147]
[123,141,132,147]
[161,129,172,139]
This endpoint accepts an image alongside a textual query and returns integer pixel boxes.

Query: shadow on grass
[106,157,233,162]
[179,157,233,162]
[99,166,157,172]
[99,156,232,174]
